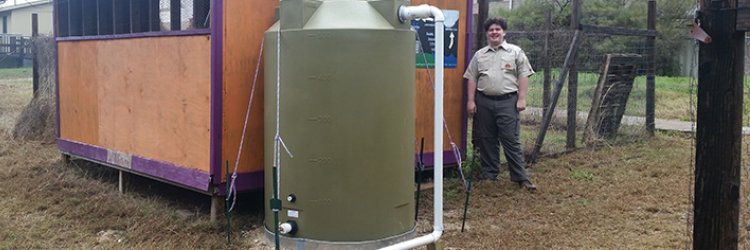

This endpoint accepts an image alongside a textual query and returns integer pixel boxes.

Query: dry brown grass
[2,69,750,249]
[431,134,695,249]
[0,139,267,249]
[0,72,266,249]
[0,79,32,136]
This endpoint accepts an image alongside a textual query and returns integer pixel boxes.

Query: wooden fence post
[543,9,551,114]
[645,0,655,136]
[32,13,39,95]
[9,36,17,67]
[566,0,580,149]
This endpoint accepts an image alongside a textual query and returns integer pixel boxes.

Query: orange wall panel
[412,0,468,153]
[221,0,278,178]
[59,42,99,144]
[58,36,212,172]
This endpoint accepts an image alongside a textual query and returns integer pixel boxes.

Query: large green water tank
[263,0,416,248]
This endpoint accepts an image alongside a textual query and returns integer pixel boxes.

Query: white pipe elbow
[399,4,445,22]
[379,231,443,250]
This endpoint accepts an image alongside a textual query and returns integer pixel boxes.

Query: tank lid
[304,1,393,30]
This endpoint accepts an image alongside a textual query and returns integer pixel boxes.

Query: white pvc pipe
[380,5,445,250]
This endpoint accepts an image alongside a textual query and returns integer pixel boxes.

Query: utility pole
[694,0,743,248]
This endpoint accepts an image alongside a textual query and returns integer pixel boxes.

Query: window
[56,0,211,38]
[160,0,211,31]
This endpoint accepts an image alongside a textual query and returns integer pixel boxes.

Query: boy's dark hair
[483,17,508,32]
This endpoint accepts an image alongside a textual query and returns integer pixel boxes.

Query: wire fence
[486,27,659,159]
[0,34,32,68]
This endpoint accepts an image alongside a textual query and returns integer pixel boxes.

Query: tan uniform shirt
[463,41,534,96]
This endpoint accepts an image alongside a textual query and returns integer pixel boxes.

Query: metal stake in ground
[461,180,472,233]
[461,150,479,233]
[415,138,425,221]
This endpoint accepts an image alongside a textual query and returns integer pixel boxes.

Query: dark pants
[473,92,529,182]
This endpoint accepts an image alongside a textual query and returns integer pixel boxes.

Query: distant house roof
[0,0,51,13]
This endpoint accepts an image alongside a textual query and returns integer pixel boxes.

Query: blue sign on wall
[411,10,459,68]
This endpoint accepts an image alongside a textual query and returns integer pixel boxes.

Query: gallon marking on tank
[308,156,332,167]
[306,115,332,124]
[394,202,409,208]
[305,32,332,39]
[306,74,333,81]
[310,198,332,203]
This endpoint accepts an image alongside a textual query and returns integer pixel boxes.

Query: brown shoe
[518,180,537,192]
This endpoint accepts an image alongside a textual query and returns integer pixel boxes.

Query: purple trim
[54,0,60,139]
[216,171,265,195]
[57,139,212,192]
[462,0,474,160]
[421,150,462,169]
[209,0,224,187]
[131,157,211,192]
[55,29,211,42]
[57,139,108,162]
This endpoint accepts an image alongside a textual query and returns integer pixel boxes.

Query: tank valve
[287,194,296,203]
[279,221,298,235]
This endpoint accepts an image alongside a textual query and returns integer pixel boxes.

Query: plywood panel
[57,36,211,172]
[222,0,278,178]
[412,0,468,153]
[59,42,99,144]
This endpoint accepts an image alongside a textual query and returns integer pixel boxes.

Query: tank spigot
[279,221,298,235]
[287,194,296,202]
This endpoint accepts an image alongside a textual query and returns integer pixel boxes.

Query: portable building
[55,0,469,206]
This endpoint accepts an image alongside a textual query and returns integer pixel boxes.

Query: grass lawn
[526,71,750,121]
[0,67,32,80]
